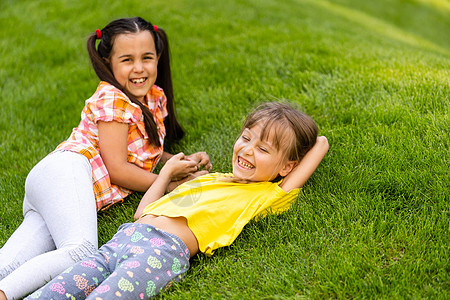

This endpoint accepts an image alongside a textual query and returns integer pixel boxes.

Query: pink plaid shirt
[55,81,167,210]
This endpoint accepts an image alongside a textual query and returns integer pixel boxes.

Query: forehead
[244,125,274,143]
[247,119,295,150]
[112,31,156,54]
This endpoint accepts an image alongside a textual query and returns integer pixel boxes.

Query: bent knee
[63,239,97,262]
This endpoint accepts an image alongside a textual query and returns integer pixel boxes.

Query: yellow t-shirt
[142,173,300,255]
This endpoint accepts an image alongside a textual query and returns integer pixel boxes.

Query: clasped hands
[164,152,212,193]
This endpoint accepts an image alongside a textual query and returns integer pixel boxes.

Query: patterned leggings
[26,223,190,299]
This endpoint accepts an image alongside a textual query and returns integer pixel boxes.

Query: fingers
[171,153,198,168]
[203,161,213,171]
[189,152,212,171]
[185,153,201,164]
[168,152,212,180]
[167,153,198,179]
[198,156,209,167]
[186,161,198,173]
[172,152,185,160]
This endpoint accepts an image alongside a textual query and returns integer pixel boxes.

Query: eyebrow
[243,128,276,150]
[117,52,156,59]
[259,139,275,150]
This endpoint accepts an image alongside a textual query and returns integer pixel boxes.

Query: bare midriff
[135,214,199,257]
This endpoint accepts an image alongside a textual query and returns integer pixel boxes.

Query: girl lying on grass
[26,102,329,299]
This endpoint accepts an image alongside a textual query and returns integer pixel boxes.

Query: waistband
[117,223,190,258]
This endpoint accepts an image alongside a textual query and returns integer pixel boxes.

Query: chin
[232,170,244,179]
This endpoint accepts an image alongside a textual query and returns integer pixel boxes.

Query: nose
[240,143,254,156]
[133,60,144,72]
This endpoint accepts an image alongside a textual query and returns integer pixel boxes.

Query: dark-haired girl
[0,17,210,300]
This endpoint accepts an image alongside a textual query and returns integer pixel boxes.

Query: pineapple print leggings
[26,223,190,299]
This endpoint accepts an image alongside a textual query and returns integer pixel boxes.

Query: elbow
[317,136,329,152]
[106,163,128,186]
[134,211,141,221]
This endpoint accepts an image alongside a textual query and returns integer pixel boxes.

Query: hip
[135,215,199,257]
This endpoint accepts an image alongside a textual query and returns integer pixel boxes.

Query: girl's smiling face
[232,124,295,182]
[108,31,158,103]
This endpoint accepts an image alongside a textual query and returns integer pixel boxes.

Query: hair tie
[96,29,102,39]
[153,25,158,32]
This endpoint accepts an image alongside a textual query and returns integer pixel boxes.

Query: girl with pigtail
[0,16,211,300]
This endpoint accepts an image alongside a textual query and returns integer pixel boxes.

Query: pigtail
[87,29,161,147]
[154,28,185,149]
[86,17,186,149]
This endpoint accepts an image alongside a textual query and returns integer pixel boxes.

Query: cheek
[111,65,125,82]
[233,142,243,156]
[151,61,159,71]
[232,146,238,160]
[145,61,158,73]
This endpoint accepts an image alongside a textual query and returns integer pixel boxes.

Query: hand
[186,152,212,171]
[160,152,199,181]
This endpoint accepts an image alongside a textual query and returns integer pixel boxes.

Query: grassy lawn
[0,0,448,298]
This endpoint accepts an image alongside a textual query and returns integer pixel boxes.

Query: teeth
[132,78,145,84]
[238,157,253,169]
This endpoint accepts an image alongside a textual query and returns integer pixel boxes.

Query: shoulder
[93,82,131,102]
[150,85,165,97]
[85,81,142,122]
[148,85,166,101]
[89,81,140,110]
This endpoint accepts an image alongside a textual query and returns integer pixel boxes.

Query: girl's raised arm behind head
[279,136,329,192]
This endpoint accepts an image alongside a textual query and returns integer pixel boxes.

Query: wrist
[166,180,182,193]
[161,151,173,163]
[158,169,173,183]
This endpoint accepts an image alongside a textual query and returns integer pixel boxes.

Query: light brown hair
[242,102,318,164]
[223,102,318,183]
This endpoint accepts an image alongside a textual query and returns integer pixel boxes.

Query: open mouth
[237,157,254,170]
[130,77,147,84]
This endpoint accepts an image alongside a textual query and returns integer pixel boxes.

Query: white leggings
[0,151,98,300]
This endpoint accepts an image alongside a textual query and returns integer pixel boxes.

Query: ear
[279,161,296,177]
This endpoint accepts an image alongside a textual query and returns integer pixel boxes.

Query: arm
[134,152,191,220]
[279,136,329,192]
[159,151,174,164]
[97,121,198,192]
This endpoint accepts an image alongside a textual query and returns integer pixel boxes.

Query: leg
[25,250,111,300]
[0,210,55,280]
[87,224,190,299]
[27,224,190,300]
[25,225,127,300]
[0,152,98,299]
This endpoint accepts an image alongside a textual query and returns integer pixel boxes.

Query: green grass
[1,0,449,298]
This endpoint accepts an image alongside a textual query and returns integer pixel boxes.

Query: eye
[258,146,269,153]
[143,55,154,60]
[241,135,250,141]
